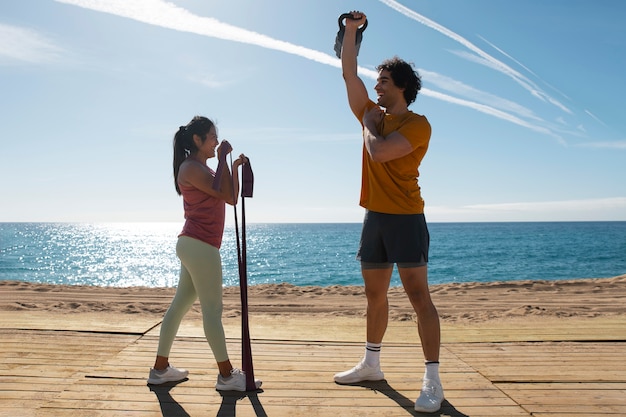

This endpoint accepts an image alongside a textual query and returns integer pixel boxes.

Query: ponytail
[173,126,190,195]
[172,116,215,195]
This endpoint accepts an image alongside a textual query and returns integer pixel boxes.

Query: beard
[376,96,388,109]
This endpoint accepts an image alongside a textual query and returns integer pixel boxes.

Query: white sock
[424,361,440,382]
[363,342,382,368]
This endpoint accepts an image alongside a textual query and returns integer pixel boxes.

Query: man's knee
[364,287,388,306]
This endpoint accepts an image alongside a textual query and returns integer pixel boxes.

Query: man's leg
[398,265,440,360]
[333,266,391,384]
[362,267,393,344]
[398,265,444,412]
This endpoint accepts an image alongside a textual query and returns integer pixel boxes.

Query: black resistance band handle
[334,13,368,59]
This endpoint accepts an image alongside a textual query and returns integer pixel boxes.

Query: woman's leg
[153,240,199,369]
[176,236,232,375]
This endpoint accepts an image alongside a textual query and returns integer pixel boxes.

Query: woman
[147,116,261,391]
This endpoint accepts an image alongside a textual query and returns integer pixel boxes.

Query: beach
[2,276,625,416]
[2,275,625,323]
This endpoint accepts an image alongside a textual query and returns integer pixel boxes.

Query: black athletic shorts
[357,210,429,268]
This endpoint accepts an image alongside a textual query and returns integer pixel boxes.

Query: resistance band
[213,151,256,391]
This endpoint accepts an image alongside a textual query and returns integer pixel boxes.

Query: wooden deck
[1,312,625,417]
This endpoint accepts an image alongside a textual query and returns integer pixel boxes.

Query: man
[332,10,444,413]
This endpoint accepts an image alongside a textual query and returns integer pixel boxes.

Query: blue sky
[1,0,625,223]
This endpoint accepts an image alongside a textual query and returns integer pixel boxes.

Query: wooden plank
[33,333,525,417]
[0,311,160,334]
[1,316,625,416]
[0,329,141,416]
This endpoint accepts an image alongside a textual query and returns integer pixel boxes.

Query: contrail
[427,89,564,143]
[55,0,561,139]
[56,0,340,67]
[378,0,572,114]
[478,34,573,104]
[584,109,608,127]
[421,69,543,122]
[477,35,539,79]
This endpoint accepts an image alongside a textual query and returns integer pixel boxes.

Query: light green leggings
[157,235,229,362]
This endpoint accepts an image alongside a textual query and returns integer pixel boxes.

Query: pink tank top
[178,161,226,249]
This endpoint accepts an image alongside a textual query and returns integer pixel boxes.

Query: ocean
[1,222,625,288]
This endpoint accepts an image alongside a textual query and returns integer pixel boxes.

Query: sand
[1,274,624,323]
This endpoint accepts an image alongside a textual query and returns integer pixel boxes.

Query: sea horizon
[3,220,626,224]
[2,221,625,289]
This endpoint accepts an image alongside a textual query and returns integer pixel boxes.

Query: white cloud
[465,197,626,212]
[187,73,234,89]
[575,141,626,150]
[0,24,64,64]
[426,197,626,222]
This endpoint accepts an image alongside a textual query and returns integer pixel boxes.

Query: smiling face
[194,125,219,160]
[375,69,405,109]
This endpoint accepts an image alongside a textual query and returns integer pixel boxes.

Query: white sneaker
[215,368,262,391]
[414,379,444,413]
[147,365,189,385]
[334,360,384,384]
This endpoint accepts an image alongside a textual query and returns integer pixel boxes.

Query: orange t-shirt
[359,100,431,214]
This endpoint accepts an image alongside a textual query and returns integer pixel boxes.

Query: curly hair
[377,56,422,106]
